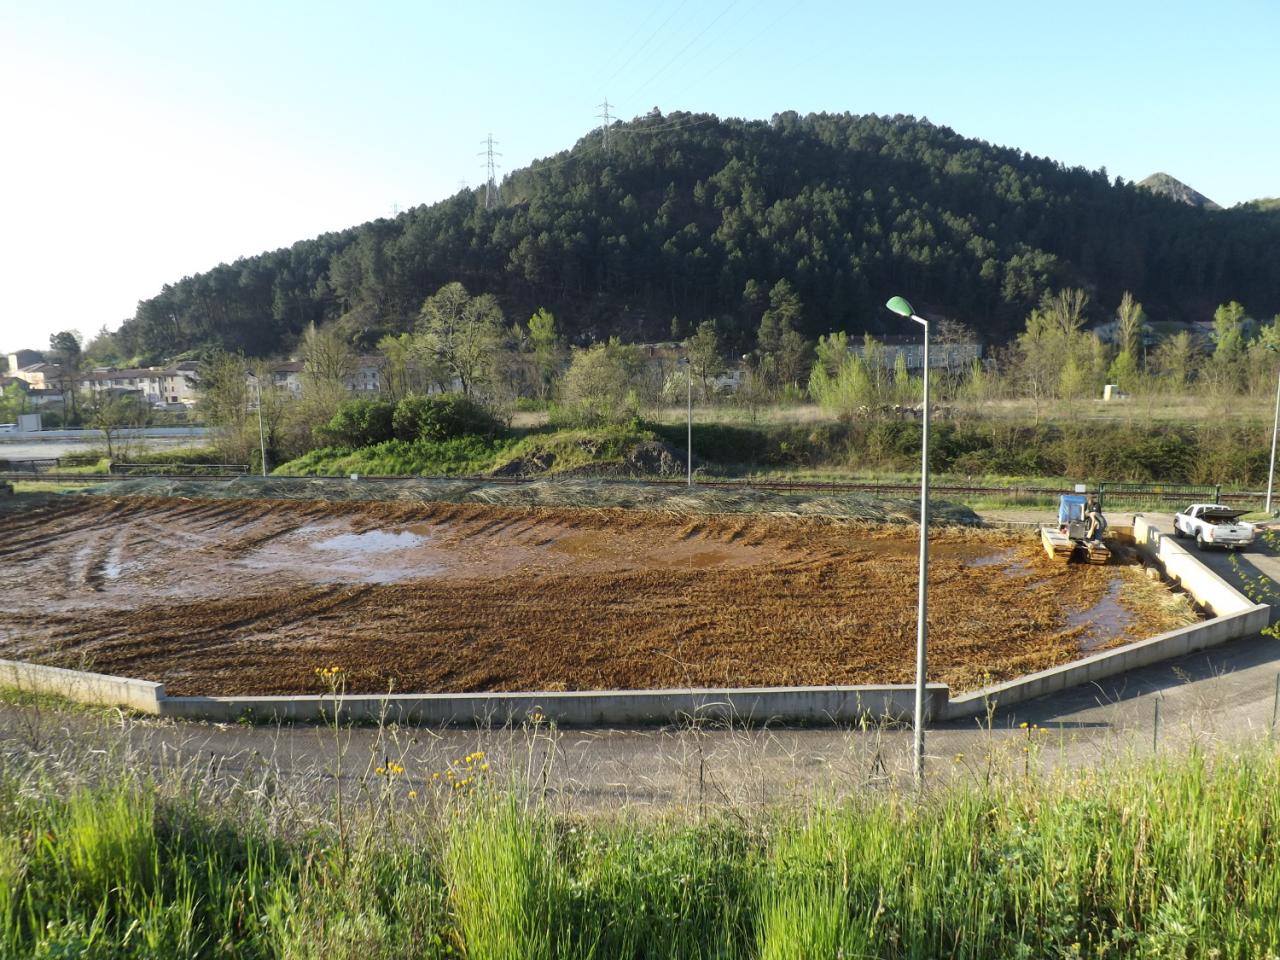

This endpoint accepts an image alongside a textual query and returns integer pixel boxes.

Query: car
[1172,503,1255,551]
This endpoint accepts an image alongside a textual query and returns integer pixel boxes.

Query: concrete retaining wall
[0,658,165,714]
[2,521,1265,727]
[945,520,1269,719]
[1130,516,1257,617]
[158,684,949,727]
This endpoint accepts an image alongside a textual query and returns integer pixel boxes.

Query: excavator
[1041,493,1110,564]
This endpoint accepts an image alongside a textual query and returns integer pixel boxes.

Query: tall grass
[1,744,1278,957]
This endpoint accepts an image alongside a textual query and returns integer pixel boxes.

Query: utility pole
[478,134,501,210]
[597,99,615,153]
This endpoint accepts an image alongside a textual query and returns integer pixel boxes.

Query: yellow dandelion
[480,762,490,771]
[408,790,418,800]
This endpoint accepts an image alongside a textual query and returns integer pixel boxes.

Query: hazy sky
[1,0,1276,354]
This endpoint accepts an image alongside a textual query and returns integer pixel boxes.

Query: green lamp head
[885,296,915,318]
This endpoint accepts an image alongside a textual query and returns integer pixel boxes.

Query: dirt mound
[81,475,986,525]
[624,440,687,476]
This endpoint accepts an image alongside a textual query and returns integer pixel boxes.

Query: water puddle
[966,548,1037,578]
[310,530,427,555]
[967,548,1014,567]
[1067,579,1130,651]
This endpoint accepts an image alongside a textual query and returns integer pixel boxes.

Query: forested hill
[118,111,1280,361]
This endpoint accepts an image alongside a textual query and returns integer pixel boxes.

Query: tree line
[83,111,1280,366]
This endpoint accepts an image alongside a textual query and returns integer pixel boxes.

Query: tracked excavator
[1041,493,1110,564]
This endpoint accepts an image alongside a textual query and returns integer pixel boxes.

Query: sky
[1,0,1276,355]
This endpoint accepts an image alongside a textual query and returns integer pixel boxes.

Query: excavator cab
[1042,493,1110,564]
[1058,494,1087,536]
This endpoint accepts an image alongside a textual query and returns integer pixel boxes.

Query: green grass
[2,743,1279,958]
[274,435,514,477]
[274,426,659,479]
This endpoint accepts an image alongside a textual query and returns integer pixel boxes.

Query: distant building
[5,351,44,374]
[9,361,62,390]
[77,362,200,408]
[851,335,981,371]
[262,360,304,398]
[249,355,456,399]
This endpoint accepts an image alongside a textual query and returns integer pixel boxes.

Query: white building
[852,336,981,371]
[78,362,200,408]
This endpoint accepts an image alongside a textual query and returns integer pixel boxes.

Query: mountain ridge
[1137,172,1221,210]
[111,111,1280,361]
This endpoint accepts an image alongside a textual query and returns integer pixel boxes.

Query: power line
[594,4,664,84]
[478,134,502,209]
[695,0,804,86]
[603,0,690,88]
[629,0,740,100]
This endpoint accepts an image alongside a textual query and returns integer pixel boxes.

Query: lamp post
[248,374,267,478]
[680,356,693,486]
[886,295,929,787]
[1268,367,1280,515]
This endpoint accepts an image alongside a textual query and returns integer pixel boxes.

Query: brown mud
[0,495,1197,696]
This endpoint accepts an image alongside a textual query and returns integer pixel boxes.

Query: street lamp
[885,295,930,787]
[1268,367,1280,515]
[248,374,268,478]
[679,356,693,486]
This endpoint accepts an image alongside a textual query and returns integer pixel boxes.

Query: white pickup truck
[1173,503,1255,551]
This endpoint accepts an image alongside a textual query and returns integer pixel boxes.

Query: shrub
[317,398,395,448]
[393,393,500,443]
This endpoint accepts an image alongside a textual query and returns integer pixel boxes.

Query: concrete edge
[945,520,1269,720]
[0,658,165,714]
[945,602,1269,720]
[1,522,1265,728]
[157,684,950,727]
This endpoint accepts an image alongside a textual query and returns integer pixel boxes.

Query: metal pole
[1267,369,1280,513]
[254,378,267,478]
[913,316,930,787]
[687,357,693,487]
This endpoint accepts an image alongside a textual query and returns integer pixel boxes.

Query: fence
[0,458,247,478]
[1096,481,1224,511]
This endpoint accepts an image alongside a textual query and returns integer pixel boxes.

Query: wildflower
[387,761,405,776]
[480,762,490,771]
[375,767,386,776]
[408,790,418,800]
[432,772,441,780]
[1019,721,1028,729]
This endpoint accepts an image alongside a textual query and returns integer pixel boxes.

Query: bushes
[317,398,396,448]
[275,436,509,477]
[392,393,500,443]
[315,394,503,451]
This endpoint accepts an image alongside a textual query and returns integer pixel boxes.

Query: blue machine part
[1058,494,1087,525]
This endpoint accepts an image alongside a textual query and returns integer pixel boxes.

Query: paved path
[4,629,1277,812]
